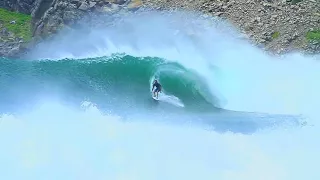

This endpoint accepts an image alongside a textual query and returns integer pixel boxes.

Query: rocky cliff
[0,0,319,58]
[0,0,36,14]
[143,0,320,54]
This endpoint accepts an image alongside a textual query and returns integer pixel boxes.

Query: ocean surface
[0,11,319,180]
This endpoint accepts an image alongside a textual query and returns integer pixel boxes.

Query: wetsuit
[153,82,162,92]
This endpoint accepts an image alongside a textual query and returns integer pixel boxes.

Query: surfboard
[152,95,159,101]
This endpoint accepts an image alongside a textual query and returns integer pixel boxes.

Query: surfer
[152,79,162,99]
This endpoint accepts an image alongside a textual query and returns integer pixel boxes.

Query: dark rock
[63,10,82,24]
[0,0,36,14]
[33,21,44,36]
[214,12,223,16]
[1,28,9,36]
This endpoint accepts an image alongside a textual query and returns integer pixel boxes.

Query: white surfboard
[151,92,160,100]
[152,96,159,101]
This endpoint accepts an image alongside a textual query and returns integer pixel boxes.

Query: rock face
[0,0,37,14]
[31,0,144,37]
[0,0,319,57]
[0,0,144,57]
[0,26,25,57]
[143,0,320,54]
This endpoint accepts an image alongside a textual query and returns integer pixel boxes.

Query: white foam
[0,101,318,180]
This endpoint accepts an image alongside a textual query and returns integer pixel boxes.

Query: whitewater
[0,10,319,180]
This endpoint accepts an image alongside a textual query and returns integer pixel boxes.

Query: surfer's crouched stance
[152,79,162,99]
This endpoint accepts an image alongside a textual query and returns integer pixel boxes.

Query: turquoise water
[0,55,216,113]
[0,54,299,130]
[0,11,319,180]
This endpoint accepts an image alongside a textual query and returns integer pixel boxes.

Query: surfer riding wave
[152,79,162,99]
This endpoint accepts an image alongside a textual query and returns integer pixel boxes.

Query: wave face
[0,10,319,180]
[0,55,215,114]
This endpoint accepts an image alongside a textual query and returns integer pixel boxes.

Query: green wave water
[0,55,218,114]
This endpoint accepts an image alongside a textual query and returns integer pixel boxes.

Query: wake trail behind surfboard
[150,88,184,107]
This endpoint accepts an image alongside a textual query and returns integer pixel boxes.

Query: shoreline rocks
[143,0,320,55]
[0,0,319,58]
